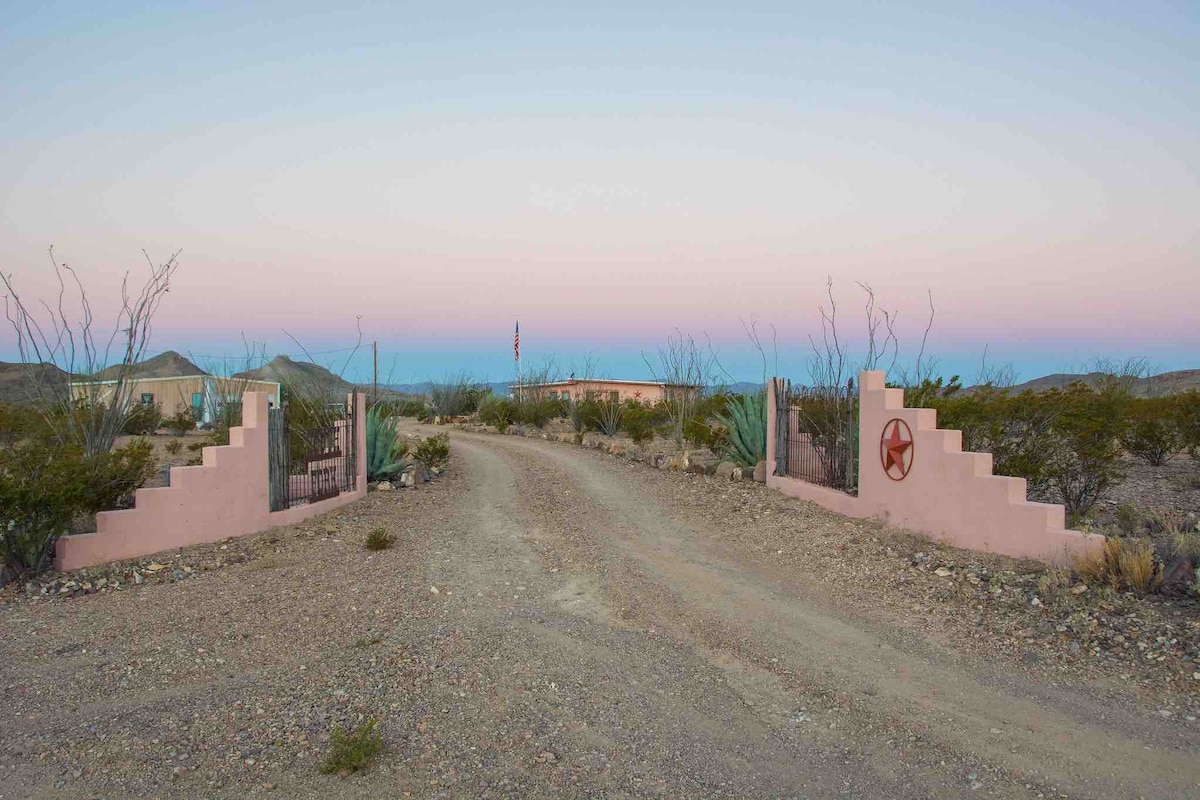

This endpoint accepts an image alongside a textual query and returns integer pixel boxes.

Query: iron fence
[774,378,858,495]
[268,391,358,511]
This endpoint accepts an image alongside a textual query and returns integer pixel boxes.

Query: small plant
[364,527,394,551]
[320,718,383,775]
[413,433,449,470]
[353,635,383,648]
[1113,503,1141,536]
[164,409,196,436]
[365,406,409,481]
[478,396,515,431]
[165,439,183,456]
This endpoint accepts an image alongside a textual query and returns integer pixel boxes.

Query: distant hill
[0,362,71,404]
[1004,369,1200,397]
[236,355,353,391]
[96,350,207,380]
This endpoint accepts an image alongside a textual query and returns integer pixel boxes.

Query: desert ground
[2,426,1197,799]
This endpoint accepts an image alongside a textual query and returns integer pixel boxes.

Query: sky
[1,1,1197,385]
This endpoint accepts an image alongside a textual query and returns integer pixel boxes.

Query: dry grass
[1075,536,1163,595]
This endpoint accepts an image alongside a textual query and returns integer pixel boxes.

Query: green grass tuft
[320,719,383,775]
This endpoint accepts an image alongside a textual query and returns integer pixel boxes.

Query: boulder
[686,462,707,475]
[753,460,767,483]
[666,454,690,472]
[377,481,395,492]
[715,461,737,480]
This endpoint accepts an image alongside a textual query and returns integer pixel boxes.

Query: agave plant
[714,392,767,468]
[366,405,409,480]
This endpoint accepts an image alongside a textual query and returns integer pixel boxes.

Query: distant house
[509,378,697,404]
[70,375,281,425]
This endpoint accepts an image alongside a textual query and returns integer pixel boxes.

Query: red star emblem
[880,419,913,480]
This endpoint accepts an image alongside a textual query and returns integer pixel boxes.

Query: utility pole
[373,341,378,404]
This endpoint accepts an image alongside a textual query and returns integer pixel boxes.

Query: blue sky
[1,2,1197,383]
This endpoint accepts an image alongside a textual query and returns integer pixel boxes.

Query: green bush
[478,396,515,431]
[164,409,195,436]
[413,433,449,470]
[397,398,428,418]
[121,402,163,435]
[515,397,562,429]
[1121,396,1184,466]
[714,392,767,467]
[621,401,665,445]
[1045,383,1129,525]
[0,437,154,577]
[1175,391,1200,456]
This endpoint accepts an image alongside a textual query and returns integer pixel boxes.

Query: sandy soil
[2,428,1197,799]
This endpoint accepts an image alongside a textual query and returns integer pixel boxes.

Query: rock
[666,455,690,472]
[534,751,557,764]
[753,460,767,483]
[686,462,707,475]
[1071,583,1088,595]
[715,461,737,480]
[608,443,623,456]
[146,563,164,572]
[377,481,394,492]
[430,586,440,595]
[934,567,953,577]
[133,571,144,585]
[731,467,744,481]
[1030,596,1042,607]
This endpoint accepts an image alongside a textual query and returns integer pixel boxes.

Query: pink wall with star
[766,372,1103,566]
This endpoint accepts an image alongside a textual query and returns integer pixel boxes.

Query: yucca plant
[715,392,767,467]
[366,405,409,481]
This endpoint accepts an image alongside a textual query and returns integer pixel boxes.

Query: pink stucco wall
[766,372,1104,565]
[54,392,367,571]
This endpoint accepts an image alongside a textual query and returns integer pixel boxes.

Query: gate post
[766,378,777,478]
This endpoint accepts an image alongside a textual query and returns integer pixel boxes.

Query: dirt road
[2,431,1197,798]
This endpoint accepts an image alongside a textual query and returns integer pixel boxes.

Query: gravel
[1,426,1197,799]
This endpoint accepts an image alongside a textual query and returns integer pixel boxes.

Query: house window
[191,393,204,419]
[140,393,154,406]
[561,391,571,400]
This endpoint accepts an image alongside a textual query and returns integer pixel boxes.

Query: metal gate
[774,378,858,495]
[268,390,358,511]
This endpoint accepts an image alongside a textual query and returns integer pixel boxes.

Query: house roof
[509,378,699,389]
[70,375,280,388]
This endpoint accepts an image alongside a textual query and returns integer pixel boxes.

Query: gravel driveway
[2,430,1197,799]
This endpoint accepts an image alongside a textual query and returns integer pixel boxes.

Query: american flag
[513,321,520,361]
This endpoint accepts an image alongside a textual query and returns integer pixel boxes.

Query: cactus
[366,405,409,480]
[715,392,767,468]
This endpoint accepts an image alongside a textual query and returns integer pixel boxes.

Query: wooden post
[844,377,856,494]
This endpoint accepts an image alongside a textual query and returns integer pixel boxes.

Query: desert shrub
[514,398,558,429]
[364,527,395,551]
[1045,383,1129,525]
[413,433,449,470]
[1113,503,1141,536]
[0,403,46,447]
[121,402,163,435]
[320,719,383,775]
[0,441,86,577]
[478,396,515,431]
[621,401,665,445]
[1121,396,1184,466]
[396,398,428,418]
[164,409,195,436]
[714,392,767,467]
[1075,537,1162,595]
[584,399,622,436]
[1169,390,1200,457]
[0,437,154,577]
[366,406,409,481]
[165,439,183,456]
[429,374,488,418]
[80,438,156,514]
